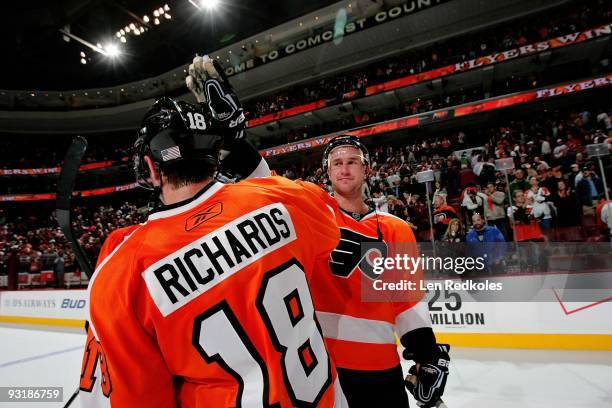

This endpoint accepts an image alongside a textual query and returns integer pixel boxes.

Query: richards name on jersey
[143,203,296,316]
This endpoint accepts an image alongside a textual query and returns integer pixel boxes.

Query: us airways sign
[225,0,451,76]
[0,290,88,320]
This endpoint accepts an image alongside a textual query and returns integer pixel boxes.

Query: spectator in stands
[389,179,404,198]
[575,166,602,214]
[442,219,465,243]
[433,180,447,197]
[507,190,544,242]
[568,163,581,187]
[551,179,581,227]
[596,199,612,238]
[553,138,570,168]
[541,137,552,162]
[466,213,505,243]
[432,193,458,240]
[462,188,485,222]
[372,192,389,213]
[479,182,510,240]
[459,163,478,189]
[466,213,506,273]
[444,158,460,196]
[509,169,530,201]
[399,206,419,236]
[477,158,497,187]
[526,176,553,230]
[386,195,405,218]
[407,194,430,236]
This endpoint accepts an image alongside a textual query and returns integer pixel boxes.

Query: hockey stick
[56,136,94,279]
[56,137,92,408]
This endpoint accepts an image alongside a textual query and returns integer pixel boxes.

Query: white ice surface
[0,325,611,407]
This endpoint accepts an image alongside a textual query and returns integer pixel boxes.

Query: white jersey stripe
[394,302,432,337]
[316,311,396,345]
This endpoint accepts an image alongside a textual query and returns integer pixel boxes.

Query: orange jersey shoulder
[85,181,342,407]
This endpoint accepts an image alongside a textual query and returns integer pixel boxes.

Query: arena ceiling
[2,0,338,91]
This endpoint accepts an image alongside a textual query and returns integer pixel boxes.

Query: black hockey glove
[187,56,268,181]
[404,343,450,407]
[329,228,387,279]
[186,55,245,144]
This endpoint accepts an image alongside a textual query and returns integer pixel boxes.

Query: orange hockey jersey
[75,177,347,408]
[302,184,432,371]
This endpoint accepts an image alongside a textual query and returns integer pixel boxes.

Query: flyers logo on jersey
[329,228,387,279]
[185,202,223,231]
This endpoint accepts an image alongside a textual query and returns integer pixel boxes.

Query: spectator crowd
[278,105,612,245]
[1,104,610,289]
[0,201,147,290]
[244,0,610,118]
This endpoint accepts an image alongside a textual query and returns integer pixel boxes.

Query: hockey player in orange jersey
[307,135,451,407]
[72,58,348,407]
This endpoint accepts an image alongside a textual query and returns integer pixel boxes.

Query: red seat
[17,272,30,289]
[30,273,41,287]
[40,270,55,285]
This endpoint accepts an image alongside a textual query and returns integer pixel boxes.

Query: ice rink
[0,324,611,408]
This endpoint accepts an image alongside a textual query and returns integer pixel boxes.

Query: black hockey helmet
[322,134,370,170]
[134,97,224,190]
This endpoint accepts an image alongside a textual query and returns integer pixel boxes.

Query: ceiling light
[120,36,126,43]
[140,27,145,33]
[200,0,220,11]
[80,58,87,65]
[105,43,120,57]
[120,29,125,35]
[134,29,140,36]
[158,8,164,14]
[125,26,130,32]
[164,13,171,19]
[116,32,121,38]
[154,18,160,25]
[143,15,150,23]
[80,51,86,58]
[164,4,170,11]
[153,10,159,17]
[129,23,136,30]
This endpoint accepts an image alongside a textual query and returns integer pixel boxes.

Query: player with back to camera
[306,135,450,407]
[72,56,348,407]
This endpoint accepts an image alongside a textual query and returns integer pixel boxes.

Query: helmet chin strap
[363,181,383,241]
[146,165,165,214]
